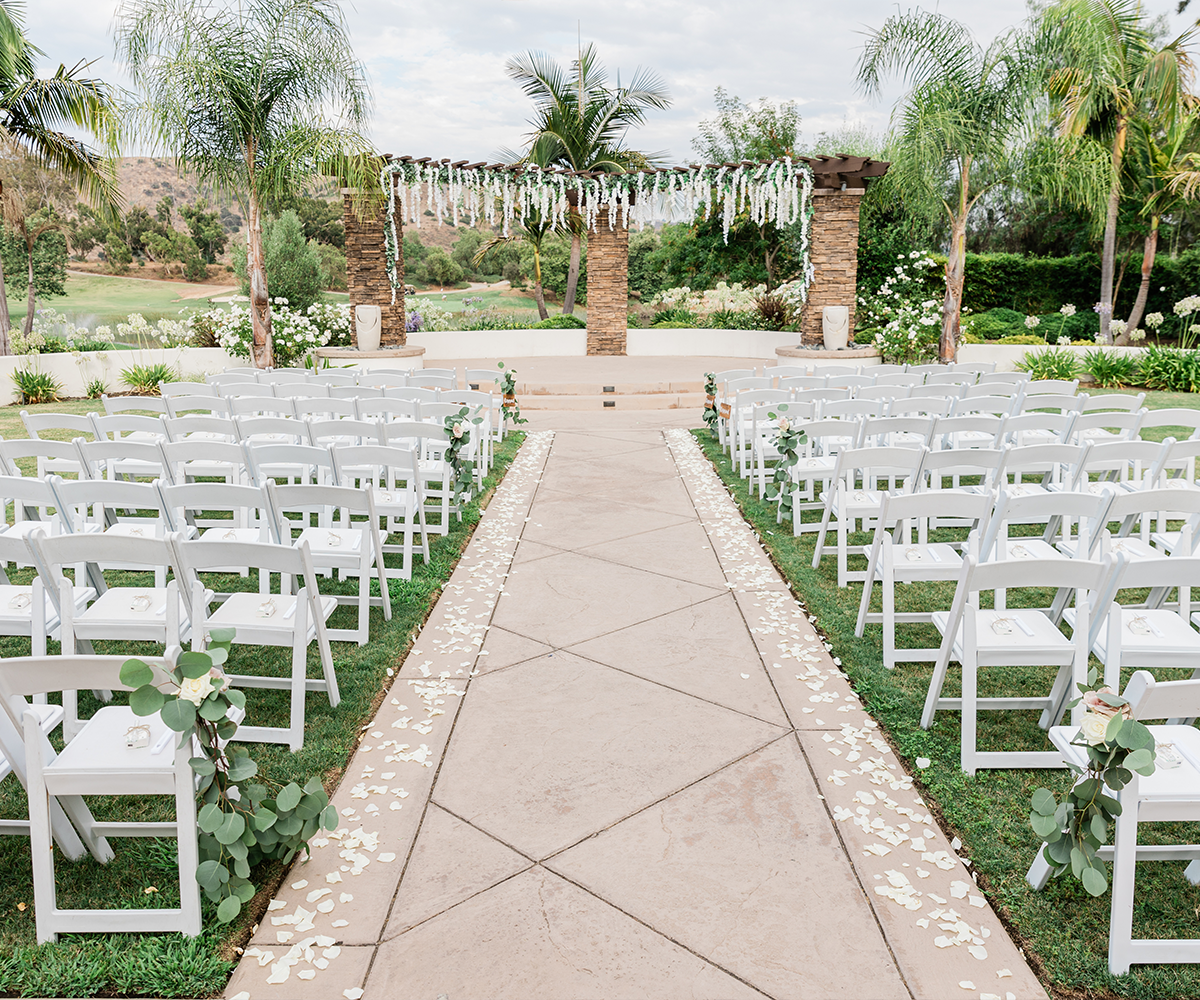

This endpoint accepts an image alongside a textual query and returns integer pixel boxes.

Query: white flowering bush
[214,299,352,368]
[858,252,941,364]
[404,304,456,332]
[650,281,766,317]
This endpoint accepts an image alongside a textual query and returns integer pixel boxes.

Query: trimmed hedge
[530,314,587,329]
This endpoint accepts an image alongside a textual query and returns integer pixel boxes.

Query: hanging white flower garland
[379,158,814,304]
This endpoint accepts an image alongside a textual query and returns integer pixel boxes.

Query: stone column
[343,191,405,346]
[800,188,865,345]
[585,207,629,356]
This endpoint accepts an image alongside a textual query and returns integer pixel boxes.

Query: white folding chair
[244,441,337,489]
[275,381,330,400]
[1025,670,1200,975]
[172,536,336,751]
[381,420,465,533]
[159,438,248,487]
[786,418,858,532]
[332,443,429,580]
[408,372,456,390]
[19,411,94,478]
[266,480,391,646]
[979,371,1031,387]
[811,445,929,587]
[163,413,238,444]
[1069,408,1145,446]
[855,489,993,669]
[936,413,1006,451]
[355,397,418,424]
[101,395,166,418]
[921,552,1115,773]
[0,651,201,943]
[165,395,232,419]
[1022,378,1080,396]
[161,381,218,399]
[359,370,410,389]
[0,439,81,481]
[306,417,383,449]
[0,531,93,657]
[309,372,357,388]
[1138,407,1200,442]
[258,368,309,385]
[228,395,293,418]
[75,437,166,483]
[293,396,357,422]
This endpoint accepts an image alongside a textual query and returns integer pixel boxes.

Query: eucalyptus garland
[443,405,484,504]
[702,371,719,436]
[763,405,807,522]
[497,361,527,426]
[380,159,814,303]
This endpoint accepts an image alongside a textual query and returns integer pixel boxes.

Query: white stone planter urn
[355,305,382,352]
[822,306,850,352]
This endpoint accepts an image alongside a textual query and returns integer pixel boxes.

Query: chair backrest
[21,411,95,441]
[935,413,1005,448]
[888,396,954,417]
[714,369,754,385]
[956,551,1112,600]
[965,381,1023,399]
[359,370,410,388]
[1019,392,1086,414]
[1078,439,1168,486]
[408,373,456,390]
[920,447,1006,488]
[309,372,357,388]
[443,389,493,409]
[420,401,473,424]
[90,412,165,442]
[763,365,810,382]
[830,445,928,491]
[28,526,176,580]
[879,487,994,537]
[725,377,772,393]
[306,417,383,447]
[814,365,860,377]
[870,364,908,376]
[822,399,881,421]
[857,385,909,404]
[163,414,238,443]
[234,415,306,446]
[356,397,418,422]
[209,373,261,389]
[779,376,828,390]
[827,375,874,390]
[904,364,943,377]
[950,362,996,375]
[1122,670,1200,722]
[874,373,922,387]
[228,395,293,417]
[158,439,251,487]
[50,475,164,533]
[331,384,381,400]
[157,480,274,538]
[954,394,1019,415]
[172,536,321,602]
[1137,408,1200,439]
[0,439,80,478]
[0,653,172,702]
[1083,392,1145,413]
[102,395,167,417]
[1069,410,1144,443]
[293,397,357,420]
[1003,411,1076,445]
[924,371,975,386]
[165,395,232,419]
[384,386,440,404]
[979,487,1114,560]
[732,389,790,412]
[1022,378,1079,396]
[161,381,218,399]
[274,382,330,399]
[909,383,967,400]
[463,368,500,389]
[244,442,337,487]
[793,387,850,405]
[265,481,379,541]
[1111,554,1200,595]
[218,382,274,398]
[258,369,309,385]
[999,441,1090,487]
[75,438,165,480]
[332,443,421,489]
[979,371,1031,386]
[858,415,936,448]
[0,474,62,522]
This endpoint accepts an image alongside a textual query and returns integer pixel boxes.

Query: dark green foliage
[1,223,67,299]
[706,309,759,330]
[232,211,324,311]
[1082,349,1139,387]
[120,362,179,394]
[1137,346,1200,392]
[651,320,693,328]
[652,306,697,325]
[179,200,229,262]
[627,229,664,300]
[103,231,133,273]
[530,314,586,329]
[267,194,345,247]
[10,367,61,403]
[417,247,465,286]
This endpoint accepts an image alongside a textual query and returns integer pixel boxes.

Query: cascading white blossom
[378,158,814,304]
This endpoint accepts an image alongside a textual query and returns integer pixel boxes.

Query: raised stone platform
[316,345,426,369]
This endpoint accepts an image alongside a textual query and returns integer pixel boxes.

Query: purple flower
[406,312,422,333]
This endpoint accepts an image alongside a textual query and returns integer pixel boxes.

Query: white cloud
[24,0,1185,164]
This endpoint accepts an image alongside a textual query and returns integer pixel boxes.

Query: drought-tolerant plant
[651,320,694,329]
[85,377,108,399]
[530,314,586,329]
[705,309,759,330]
[652,306,698,326]
[1016,347,1081,381]
[10,367,62,404]
[753,292,792,331]
[120,631,337,922]
[121,362,180,395]
[1081,348,1138,388]
[1137,345,1200,392]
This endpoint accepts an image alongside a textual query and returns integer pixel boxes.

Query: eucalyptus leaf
[1126,747,1155,775]
[198,698,227,721]
[160,698,196,732]
[189,756,216,777]
[1080,866,1108,896]
[119,659,154,689]
[197,803,224,834]
[196,859,227,891]
[215,811,246,845]
[178,651,213,679]
[276,782,302,812]
[215,894,241,923]
[1089,812,1108,844]
[1031,811,1059,838]
[129,685,165,717]
[226,757,258,781]
[1031,788,1057,815]
[208,627,235,644]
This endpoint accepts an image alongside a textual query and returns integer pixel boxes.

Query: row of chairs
[206,364,501,392]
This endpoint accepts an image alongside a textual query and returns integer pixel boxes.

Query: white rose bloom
[452,421,464,437]
[1080,711,1112,745]
[178,674,212,707]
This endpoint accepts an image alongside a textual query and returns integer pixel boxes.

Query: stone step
[469,380,706,396]
[521,392,707,411]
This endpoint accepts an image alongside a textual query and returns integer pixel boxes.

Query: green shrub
[651,320,694,328]
[11,367,62,404]
[85,377,107,399]
[120,362,179,395]
[705,309,759,330]
[997,334,1051,345]
[963,307,1024,341]
[1015,347,1081,380]
[1138,346,1200,392]
[530,314,587,329]
[1081,349,1139,388]
[652,306,697,325]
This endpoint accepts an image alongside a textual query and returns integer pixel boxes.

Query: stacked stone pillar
[800,188,865,345]
[585,207,629,356]
[343,192,406,346]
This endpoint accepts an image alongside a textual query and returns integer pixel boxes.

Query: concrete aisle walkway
[227,413,1048,1000]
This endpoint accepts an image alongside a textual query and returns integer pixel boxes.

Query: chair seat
[1050,723,1200,802]
[104,523,164,541]
[295,526,365,558]
[932,607,1072,663]
[77,588,184,633]
[371,487,418,513]
[48,706,178,794]
[947,430,996,448]
[199,526,264,544]
[1004,482,1054,499]
[879,543,963,580]
[0,584,92,628]
[208,591,336,639]
[998,538,1062,561]
[1088,609,1200,662]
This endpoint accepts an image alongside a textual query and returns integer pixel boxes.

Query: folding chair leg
[812,503,834,569]
[173,749,202,936]
[960,648,979,775]
[1025,847,1054,891]
[25,713,59,944]
[882,571,896,669]
[921,644,955,729]
[1108,795,1139,976]
[837,517,849,588]
[288,633,306,753]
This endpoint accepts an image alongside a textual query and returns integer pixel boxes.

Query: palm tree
[858,10,1037,362]
[0,0,120,353]
[505,43,670,315]
[1038,0,1197,342]
[115,0,374,367]
[1119,104,1200,337]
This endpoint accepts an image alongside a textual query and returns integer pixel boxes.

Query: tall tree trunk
[532,245,549,321]
[1120,217,1159,344]
[246,185,273,368]
[562,224,582,315]
[1098,117,1129,344]
[939,159,970,364]
[21,230,35,339]
[0,179,10,355]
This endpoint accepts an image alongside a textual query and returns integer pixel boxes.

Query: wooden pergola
[343,153,888,354]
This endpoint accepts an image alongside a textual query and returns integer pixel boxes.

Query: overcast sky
[24,0,1190,164]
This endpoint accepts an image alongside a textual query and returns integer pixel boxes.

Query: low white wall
[958,343,1146,374]
[407,329,587,359]
[626,327,800,358]
[0,346,238,401]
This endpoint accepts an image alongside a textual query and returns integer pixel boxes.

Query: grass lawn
[409,285,586,321]
[0,424,525,997]
[699,388,1200,1000]
[11,273,349,334]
